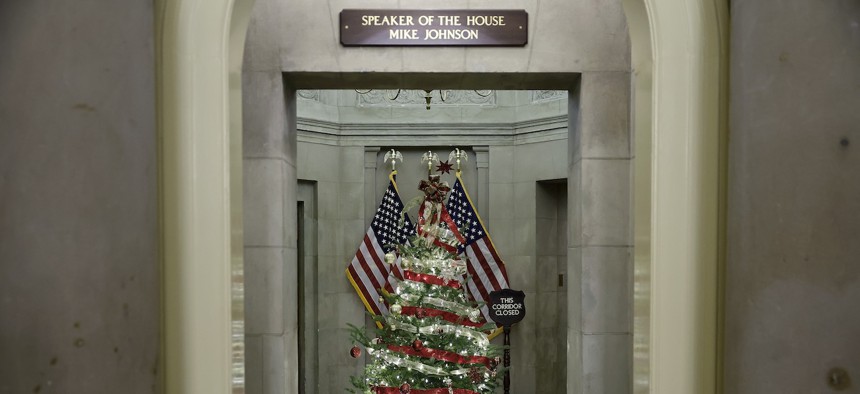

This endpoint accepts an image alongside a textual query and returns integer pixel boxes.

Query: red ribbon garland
[432,208,465,253]
[374,386,479,394]
[431,237,458,254]
[438,207,466,243]
[386,344,494,369]
[416,197,466,254]
[403,270,462,289]
[400,306,483,328]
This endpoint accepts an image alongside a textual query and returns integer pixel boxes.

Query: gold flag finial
[383,149,403,172]
[421,150,439,177]
[448,148,469,174]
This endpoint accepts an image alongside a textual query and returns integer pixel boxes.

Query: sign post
[488,289,526,394]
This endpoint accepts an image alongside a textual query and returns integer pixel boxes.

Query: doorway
[536,179,568,393]
[156,1,727,393]
[296,181,318,393]
[267,87,633,393]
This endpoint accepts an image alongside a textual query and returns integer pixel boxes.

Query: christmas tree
[348,175,504,394]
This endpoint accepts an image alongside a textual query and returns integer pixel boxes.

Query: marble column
[568,72,633,394]
[242,70,298,394]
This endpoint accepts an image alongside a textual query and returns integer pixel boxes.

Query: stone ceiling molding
[531,90,567,103]
[356,89,497,108]
[297,89,321,102]
[296,114,568,147]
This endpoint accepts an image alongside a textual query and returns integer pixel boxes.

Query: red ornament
[349,346,361,358]
[399,383,411,393]
[412,339,424,350]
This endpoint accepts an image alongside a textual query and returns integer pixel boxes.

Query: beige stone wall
[725,1,860,392]
[0,1,159,393]
[568,72,634,394]
[244,0,629,75]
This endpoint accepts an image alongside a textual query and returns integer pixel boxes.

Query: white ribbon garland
[398,278,467,298]
[405,257,468,276]
[387,318,490,348]
[399,293,478,317]
[367,348,474,376]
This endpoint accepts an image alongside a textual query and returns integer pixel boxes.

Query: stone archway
[155,0,727,393]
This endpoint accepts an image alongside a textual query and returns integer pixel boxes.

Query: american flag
[446,174,510,323]
[345,173,415,317]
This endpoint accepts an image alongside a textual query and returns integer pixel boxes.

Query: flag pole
[504,325,511,394]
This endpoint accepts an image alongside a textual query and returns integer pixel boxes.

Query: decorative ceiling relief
[530,90,567,103]
[297,90,322,102]
[357,90,496,108]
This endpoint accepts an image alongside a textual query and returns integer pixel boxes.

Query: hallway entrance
[268,89,592,393]
[156,0,727,393]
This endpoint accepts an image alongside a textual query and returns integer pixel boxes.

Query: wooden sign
[488,289,526,327]
[340,9,528,46]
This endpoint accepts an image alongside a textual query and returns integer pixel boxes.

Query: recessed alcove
[237,2,640,393]
[241,80,635,393]
[150,0,727,392]
[292,89,573,393]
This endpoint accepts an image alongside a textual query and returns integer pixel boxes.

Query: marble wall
[242,71,299,393]
[245,0,629,77]
[725,1,860,392]
[0,1,159,392]
[486,139,570,393]
[567,73,634,394]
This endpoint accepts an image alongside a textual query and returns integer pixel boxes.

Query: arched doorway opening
[155,0,726,392]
